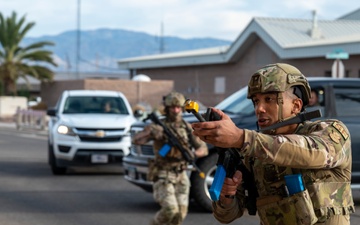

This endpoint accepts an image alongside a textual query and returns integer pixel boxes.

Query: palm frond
[23,41,55,51]
[0,11,56,95]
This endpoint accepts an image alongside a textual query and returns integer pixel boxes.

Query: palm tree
[0,11,57,96]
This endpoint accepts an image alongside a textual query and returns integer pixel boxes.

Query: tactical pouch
[147,159,158,181]
[307,181,354,222]
[257,189,317,225]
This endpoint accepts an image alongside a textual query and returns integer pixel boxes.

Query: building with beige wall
[40,79,174,110]
[118,9,360,107]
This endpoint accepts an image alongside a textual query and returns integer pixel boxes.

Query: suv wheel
[190,152,218,212]
[48,143,67,175]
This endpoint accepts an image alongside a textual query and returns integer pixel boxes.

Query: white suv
[47,90,137,175]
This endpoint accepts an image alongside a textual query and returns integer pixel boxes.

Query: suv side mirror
[47,108,57,116]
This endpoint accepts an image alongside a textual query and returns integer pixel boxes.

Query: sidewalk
[0,121,16,129]
[0,121,48,136]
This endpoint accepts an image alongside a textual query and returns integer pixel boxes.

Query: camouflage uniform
[212,64,354,225]
[134,92,208,225]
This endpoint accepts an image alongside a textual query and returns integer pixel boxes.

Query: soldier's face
[168,105,182,117]
[252,92,301,134]
[252,92,279,128]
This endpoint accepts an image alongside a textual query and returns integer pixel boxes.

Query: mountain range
[22,28,232,73]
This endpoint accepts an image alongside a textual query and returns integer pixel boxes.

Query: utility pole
[76,0,81,79]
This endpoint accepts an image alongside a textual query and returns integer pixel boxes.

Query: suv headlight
[57,124,76,136]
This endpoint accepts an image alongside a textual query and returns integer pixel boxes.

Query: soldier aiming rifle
[132,91,208,225]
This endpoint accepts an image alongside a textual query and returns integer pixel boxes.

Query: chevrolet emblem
[95,130,106,138]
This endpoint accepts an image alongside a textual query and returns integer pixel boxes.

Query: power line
[79,57,120,71]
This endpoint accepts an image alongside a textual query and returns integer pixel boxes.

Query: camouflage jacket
[148,118,207,170]
[213,119,354,224]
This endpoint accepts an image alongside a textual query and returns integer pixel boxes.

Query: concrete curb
[0,122,48,136]
[0,122,16,128]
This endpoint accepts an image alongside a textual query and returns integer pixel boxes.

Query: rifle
[145,112,205,179]
[184,99,258,215]
[184,100,323,214]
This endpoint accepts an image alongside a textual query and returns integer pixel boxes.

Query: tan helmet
[247,63,311,106]
[163,91,186,107]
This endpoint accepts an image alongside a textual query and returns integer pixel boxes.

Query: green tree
[0,11,57,96]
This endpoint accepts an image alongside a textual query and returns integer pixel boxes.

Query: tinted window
[334,87,360,117]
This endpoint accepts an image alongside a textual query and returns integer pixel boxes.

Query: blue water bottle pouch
[284,174,305,195]
[159,143,171,157]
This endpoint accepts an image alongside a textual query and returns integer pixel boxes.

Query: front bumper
[52,134,132,167]
[123,154,153,192]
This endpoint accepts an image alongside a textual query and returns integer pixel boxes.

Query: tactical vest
[251,120,355,225]
[152,119,195,170]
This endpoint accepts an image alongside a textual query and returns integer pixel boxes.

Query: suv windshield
[63,96,130,114]
[215,86,254,115]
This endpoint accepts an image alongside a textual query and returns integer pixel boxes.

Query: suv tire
[48,143,67,175]
[190,152,218,212]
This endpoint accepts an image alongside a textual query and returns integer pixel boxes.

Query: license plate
[127,167,137,179]
[91,154,108,163]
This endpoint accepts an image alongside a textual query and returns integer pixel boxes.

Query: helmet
[247,63,311,106]
[163,92,186,107]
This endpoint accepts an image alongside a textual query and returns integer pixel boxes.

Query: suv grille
[130,143,154,156]
[79,136,122,142]
[74,128,127,143]
[139,145,154,155]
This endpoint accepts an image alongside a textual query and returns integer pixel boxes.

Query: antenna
[76,0,81,78]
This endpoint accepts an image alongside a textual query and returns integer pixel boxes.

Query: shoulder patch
[329,132,341,144]
[331,121,349,140]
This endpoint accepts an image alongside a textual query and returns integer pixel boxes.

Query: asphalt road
[0,124,360,225]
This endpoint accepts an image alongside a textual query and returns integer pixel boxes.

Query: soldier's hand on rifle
[191,108,245,149]
[219,170,242,205]
[194,146,208,158]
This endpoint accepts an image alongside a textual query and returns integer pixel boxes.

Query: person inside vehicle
[191,63,354,225]
[102,100,120,113]
[132,91,208,225]
[308,90,320,107]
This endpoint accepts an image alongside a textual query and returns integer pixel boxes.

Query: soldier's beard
[167,111,182,122]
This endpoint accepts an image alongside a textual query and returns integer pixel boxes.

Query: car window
[334,87,360,117]
[305,88,325,116]
[215,87,254,115]
[63,96,130,114]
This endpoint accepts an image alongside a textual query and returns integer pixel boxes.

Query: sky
[1,0,359,41]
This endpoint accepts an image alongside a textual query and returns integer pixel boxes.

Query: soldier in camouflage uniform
[133,91,208,225]
[191,63,355,225]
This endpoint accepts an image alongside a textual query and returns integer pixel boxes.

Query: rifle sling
[259,109,322,132]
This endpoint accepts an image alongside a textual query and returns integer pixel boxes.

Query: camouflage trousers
[316,214,350,225]
[151,170,190,225]
[259,213,350,225]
